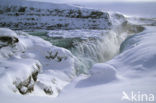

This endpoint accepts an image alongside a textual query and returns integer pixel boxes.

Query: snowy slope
[0,28,78,96]
[63,26,156,103]
[0,0,111,30]
[0,25,156,103]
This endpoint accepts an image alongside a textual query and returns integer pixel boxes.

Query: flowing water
[27,23,144,75]
[25,12,150,75]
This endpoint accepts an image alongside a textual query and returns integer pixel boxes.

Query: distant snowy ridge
[0,0,111,30]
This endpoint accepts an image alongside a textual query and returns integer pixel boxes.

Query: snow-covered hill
[0,0,111,30]
[0,28,77,96]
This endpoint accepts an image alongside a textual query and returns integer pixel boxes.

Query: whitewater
[0,0,156,103]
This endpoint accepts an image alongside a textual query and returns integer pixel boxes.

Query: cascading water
[27,13,145,75]
[70,30,123,74]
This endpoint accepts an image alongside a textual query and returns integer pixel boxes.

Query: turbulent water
[27,20,145,74]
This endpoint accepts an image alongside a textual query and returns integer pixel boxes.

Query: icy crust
[0,28,76,96]
[0,0,111,30]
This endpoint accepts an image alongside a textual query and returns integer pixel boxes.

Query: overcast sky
[27,0,156,3]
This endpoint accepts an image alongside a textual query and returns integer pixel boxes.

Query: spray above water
[28,13,145,75]
[70,31,122,74]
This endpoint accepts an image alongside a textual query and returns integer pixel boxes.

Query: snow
[0,0,156,103]
[0,0,111,30]
[0,28,77,97]
[76,63,117,88]
[44,25,156,103]
[80,2,156,18]
[47,30,108,38]
[0,28,17,37]
[0,21,156,103]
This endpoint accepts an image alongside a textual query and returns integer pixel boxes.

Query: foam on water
[28,29,135,74]
[27,13,146,74]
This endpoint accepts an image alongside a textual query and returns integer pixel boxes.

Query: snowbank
[0,28,77,96]
[109,27,156,77]
[76,63,117,87]
[86,27,156,85]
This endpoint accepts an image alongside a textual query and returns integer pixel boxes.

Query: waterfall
[71,30,128,74]
[27,17,145,75]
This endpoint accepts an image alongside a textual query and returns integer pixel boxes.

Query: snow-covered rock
[0,0,111,30]
[0,59,41,94]
[0,28,77,96]
[0,28,18,48]
[0,28,25,58]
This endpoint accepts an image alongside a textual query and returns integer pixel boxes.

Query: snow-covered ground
[0,21,156,103]
[0,0,156,103]
[0,28,79,97]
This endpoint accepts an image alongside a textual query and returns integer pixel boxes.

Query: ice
[0,0,156,103]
